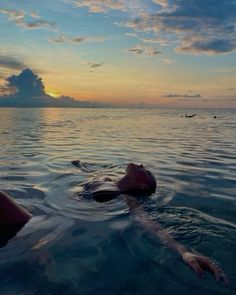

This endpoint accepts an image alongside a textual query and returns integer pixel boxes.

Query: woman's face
[125,163,156,191]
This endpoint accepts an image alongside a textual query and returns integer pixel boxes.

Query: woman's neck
[115,175,131,192]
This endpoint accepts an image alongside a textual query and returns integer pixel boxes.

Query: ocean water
[0,107,235,295]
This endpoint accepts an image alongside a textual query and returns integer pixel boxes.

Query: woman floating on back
[0,162,228,284]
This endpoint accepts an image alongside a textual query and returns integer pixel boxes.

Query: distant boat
[185,114,197,118]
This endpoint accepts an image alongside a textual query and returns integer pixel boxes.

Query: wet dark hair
[123,174,157,197]
[92,186,155,202]
[147,171,157,194]
[122,188,155,197]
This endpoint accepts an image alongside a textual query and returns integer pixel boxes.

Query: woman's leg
[0,191,32,225]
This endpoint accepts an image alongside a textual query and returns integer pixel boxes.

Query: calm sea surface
[0,108,235,295]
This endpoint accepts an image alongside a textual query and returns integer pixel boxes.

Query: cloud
[6,68,46,97]
[0,8,57,30]
[163,58,172,64]
[177,37,236,55]
[19,19,57,30]
[0,55,27,70]
[165,93,201,98]
[88,61,105,68]
[73,0,126,13]
[81,61,105,68]
[49,34,107,44]
[152,0,168,8]
[140,37,171,46]
[127,45,161,56]
[0,84,16,96]
[29,11,40,19]
[0,68,110,107]
[70,1,236,55]
[122,0,236,55]
[125,32,137,37]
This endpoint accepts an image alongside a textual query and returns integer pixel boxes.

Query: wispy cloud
[140,37,171,46]
[127,44,161,56]
[0,8,57,30]
[165,93,201,98]
[81,61,105,68]
[176,38,236,55]
[122,0,236,55]
[163,58,172,64]
[0,55,27,70]
[125,32,137,37]
[72,0,126,13]
[70,1,236,55]
[49,34,107,44]
[152,0,168,8]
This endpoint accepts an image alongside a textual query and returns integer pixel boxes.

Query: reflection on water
[0,108,236,294]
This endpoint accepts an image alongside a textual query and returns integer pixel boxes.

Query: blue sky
[0,0,236,108]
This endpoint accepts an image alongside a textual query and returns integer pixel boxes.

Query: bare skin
[73,161,228,284]
[0,191,32,225]
[0,162,229,284]
[125,194,228,284]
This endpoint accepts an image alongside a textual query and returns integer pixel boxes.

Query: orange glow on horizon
[46,90,60,98]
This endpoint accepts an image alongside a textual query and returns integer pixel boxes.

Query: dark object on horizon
[214,116,217,119]
[185,114,197,118]
[0,68,111,108]
[7,68,45,98]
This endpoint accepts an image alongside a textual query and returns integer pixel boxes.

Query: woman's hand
[182,251,228,284]
[71,160,91,173]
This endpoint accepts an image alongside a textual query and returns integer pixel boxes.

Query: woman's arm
[0,191,32,225]
[125,195,228,284]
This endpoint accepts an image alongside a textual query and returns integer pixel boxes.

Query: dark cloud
[0,55,27,70]
[18,19,57,30]
[123,0,236,55]
[49,34,107,44]
[0,8,57,30]
[0,68,110,107]
[177,38,236,55]
[127,45,161,56]
[81,61,105,69]
[87,61,105,68]
[165,93,201,98]
[6,68,46,97]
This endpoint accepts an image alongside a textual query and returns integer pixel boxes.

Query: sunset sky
[0,0,236,108]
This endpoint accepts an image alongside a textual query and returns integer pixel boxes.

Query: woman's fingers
[208,262,229,284]
[188,259,204,277]
[199,257,229,284]
[183,253,204,277]
[183,252,229,284]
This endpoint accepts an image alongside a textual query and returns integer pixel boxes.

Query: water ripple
[0,108,235,294]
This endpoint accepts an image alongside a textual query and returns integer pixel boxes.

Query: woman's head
[120,163,156,196]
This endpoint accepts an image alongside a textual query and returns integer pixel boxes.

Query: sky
[0,0,236,108]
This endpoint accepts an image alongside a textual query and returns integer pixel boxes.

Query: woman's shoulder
[80,178,119,202]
